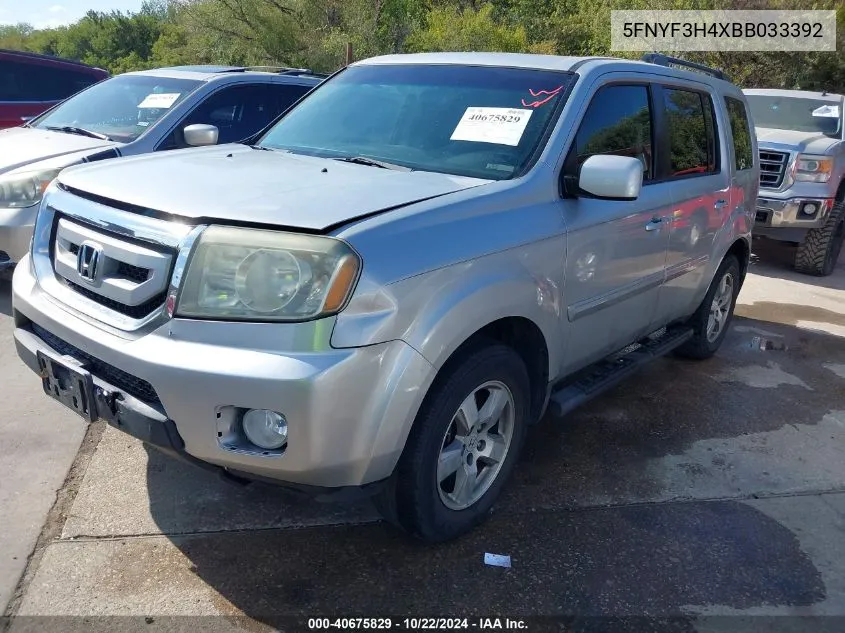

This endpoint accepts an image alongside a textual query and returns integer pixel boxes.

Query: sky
[0,0,144,29]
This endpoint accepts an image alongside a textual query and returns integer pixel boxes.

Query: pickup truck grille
[759,150,789,189]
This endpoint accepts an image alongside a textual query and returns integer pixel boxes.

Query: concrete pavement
[2,239,845,630]
[0,270,87,613]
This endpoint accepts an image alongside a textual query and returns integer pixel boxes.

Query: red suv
[0,49,108,129]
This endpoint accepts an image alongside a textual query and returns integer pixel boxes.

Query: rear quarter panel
[717,84,756,275]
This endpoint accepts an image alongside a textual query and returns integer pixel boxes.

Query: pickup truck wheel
[376,343,530,542]
[675,255,740,360]
[794,201,845,276]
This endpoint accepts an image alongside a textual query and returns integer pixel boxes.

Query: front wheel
[675,255,740,360]
[376,342,530,542]
[794,201,844,277]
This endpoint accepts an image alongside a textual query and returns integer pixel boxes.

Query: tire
[375,342,530,542]
[675,254,740,360]
[794,200,845,277]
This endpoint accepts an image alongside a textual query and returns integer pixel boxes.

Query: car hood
[58,145,492,230]
[755,127,840,155]
[0,126,118,174]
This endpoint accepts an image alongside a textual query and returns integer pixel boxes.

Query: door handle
[714,199,728,209]
[645,217,664,232]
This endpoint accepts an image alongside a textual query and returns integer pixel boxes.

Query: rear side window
[567,84,653,181]
[724,96,754,171]
[0,59,99,102]
[0,60,34,101]
[663,88,718,178]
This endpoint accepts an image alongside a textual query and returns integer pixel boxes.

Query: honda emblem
[76,241,102,282]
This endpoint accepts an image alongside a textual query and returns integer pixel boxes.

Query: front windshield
[746,95,842,138]
[258,64,574,180]
[31,74,202,143]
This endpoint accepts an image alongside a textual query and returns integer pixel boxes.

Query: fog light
[242,409,288,449]
[801,202,819,216]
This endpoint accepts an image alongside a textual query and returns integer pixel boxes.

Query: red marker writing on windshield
[522,86,564,108]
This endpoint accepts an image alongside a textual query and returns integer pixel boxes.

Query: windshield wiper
[46,126,111,141]
[333,156,411,171]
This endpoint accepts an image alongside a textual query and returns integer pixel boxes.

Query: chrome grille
[117,262,151,284]
[32,185,200,332]
[759,150,789,189]
[52,217,174,320]
[63,280,166,319]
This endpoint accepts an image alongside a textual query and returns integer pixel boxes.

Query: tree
[173,0,301,65]
[406,3,552,54]
[0,24,35,51]
[0,0,840,92]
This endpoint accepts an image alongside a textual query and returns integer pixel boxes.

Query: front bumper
[754,196,833,231]
[0,205,37,266]
[12,256,435,490]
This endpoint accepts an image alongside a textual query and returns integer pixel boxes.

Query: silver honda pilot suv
[12,53,757,542]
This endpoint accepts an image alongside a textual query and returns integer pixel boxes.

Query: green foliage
[0,0,841,94]
[0,24,34,51]
[406,4,533,53]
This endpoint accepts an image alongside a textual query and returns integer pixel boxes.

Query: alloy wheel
[437,380,515,511]
[706,271,734,343]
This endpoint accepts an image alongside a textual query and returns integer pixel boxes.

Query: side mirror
[577,154,643,201]
[183,124,219,147]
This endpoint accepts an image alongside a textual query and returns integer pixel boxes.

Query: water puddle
[748,336,788,352]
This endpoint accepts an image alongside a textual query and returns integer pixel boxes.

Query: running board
[548,326,694,418]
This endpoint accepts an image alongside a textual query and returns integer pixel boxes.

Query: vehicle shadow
[159,498,823,626]
[0,275,12,316]
[749,237,845,291]
[142,315,845,623]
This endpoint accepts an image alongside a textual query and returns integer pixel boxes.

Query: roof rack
[641,53,730,82]
[278,68,329,78]
[227,66,327,78]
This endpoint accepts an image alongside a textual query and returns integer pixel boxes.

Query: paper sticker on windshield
[812,105,840,118]
[451,107,533,146]
[137,93,181,109]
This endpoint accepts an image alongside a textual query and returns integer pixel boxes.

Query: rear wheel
[675,254,740,360]
[794,200,845,276]
[375,343,530,542]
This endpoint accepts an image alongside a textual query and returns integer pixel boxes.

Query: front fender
[331,238,565,377]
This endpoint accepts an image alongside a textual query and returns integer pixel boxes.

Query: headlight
[0,168,61,208]
[175,226,361,321]
[793,155,833,183]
